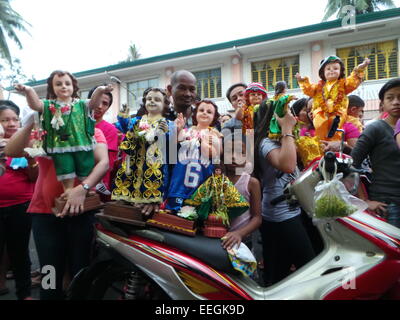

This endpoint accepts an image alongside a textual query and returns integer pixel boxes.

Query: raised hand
[14,83,30,94]
[295,73,305,82]
[358,57,371,70]
[174,113,185,132]
[100,84,113,93]
[276,111,297,134]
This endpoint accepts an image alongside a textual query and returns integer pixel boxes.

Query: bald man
[166,70,197,127]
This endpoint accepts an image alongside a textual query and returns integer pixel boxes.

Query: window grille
[337,40,398,81]
[127,78,159,111]
[193,68,222,99]
[251,55,300,91]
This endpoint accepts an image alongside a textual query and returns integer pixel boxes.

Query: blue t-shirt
[165,158,214,211]
[259,138,301,222]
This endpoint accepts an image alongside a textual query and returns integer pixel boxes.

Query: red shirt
[28,129,107,214]
[0,157,35,207]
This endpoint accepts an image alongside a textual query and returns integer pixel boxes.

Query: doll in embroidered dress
[15,70,113,192]
[295,56,370,141]
[112,88,170,215]
[235,82,268,135]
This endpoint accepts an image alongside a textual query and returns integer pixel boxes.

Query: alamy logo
[41,265,56,290]
[342,5,356,30]
[341,267,356,290]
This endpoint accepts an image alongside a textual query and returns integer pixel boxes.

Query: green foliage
[119,42,141,63]
[315,193,357,218]
[0,0,30,64]
[322,0,396,21]
[0,58,27,88]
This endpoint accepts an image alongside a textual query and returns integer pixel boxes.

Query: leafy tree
[119,42,141,63]
[0,58,28,99]
[0,0,30,64]
[322,0,396,21]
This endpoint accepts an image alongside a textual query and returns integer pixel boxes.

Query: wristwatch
[81,183,90,191]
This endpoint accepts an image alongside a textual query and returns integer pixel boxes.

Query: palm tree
[127,43,141,61]
[322,0,396,21]
[0,0,30,64]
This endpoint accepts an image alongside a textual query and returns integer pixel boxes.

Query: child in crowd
[296,56,370,141]
[165,99,222,213]
[15,70,113,192]
[292,98,313,134]
[351,78,400,228]
[221,135,261,251]
[347,95,365,132]
[112,88,170,216]
[236,82,268,135]
[219,114,232,127]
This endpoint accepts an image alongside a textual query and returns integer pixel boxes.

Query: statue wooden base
[202,215,228,238]
[101,201,146,227]
[52,193,104,216]
[146,212,196,236]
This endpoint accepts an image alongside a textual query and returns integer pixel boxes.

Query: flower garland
[49,104,71,115]
[316,79,346,114]
[135,116,164,143]
[49,101,74,130]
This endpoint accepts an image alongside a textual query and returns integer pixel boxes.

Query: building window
[127,78,159,111]
[80,90,89,99]
[193,68,222,99]
[337,40,398,81]
[251,55,299,92]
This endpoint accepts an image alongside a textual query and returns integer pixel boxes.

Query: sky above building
[6,0,399,82]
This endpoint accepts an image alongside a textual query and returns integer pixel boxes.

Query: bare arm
[88,84,113,110]
[4,123,35,158]
[221,177,262,250]
[14,84,44,112]
[83,142,109,188]
[60,142,109,216]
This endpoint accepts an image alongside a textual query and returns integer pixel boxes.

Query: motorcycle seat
[96,216,234,273]
[152,229,234,273]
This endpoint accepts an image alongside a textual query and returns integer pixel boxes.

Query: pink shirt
[95,120,118,151]
[0,157,35,207]
[28,129,107,214]
[395,119,400,137]
[300,123,360,140]
[96,120,118,189]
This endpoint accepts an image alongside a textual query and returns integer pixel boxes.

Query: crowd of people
[1,63,400,299]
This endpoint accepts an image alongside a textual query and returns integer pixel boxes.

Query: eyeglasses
[0,118,20,124]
